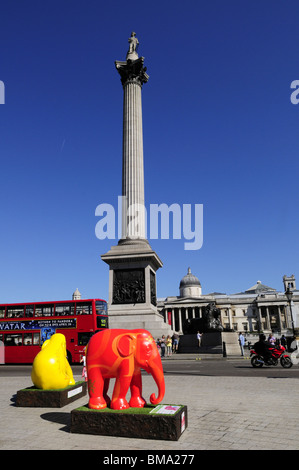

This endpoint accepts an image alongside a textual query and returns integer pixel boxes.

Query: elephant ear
[117,334,136,357]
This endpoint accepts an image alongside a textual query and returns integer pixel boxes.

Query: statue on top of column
[116,32,149,86]
[126,32,139,60]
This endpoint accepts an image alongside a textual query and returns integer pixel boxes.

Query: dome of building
[72,288,81,300]
[180,267,201,288]
[179,268,202,298]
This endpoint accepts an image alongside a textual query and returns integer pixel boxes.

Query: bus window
[6,306,24,318]
[4,333,23,346]
[97,316,108,329]
[33,332,40,346]
[35,305,54,317]
[76,302,92,315]
[95,301,107,315]
[25,306,34,317]
[0,307,5,318]
[24,333,33,346]
[78,332,93,345]
[55,303,75,316]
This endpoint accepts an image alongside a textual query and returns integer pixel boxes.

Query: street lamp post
[285,287,295,337]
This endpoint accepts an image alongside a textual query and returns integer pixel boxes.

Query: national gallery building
[157,269,299,336]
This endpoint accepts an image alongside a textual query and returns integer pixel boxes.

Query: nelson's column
[101,33,172,337]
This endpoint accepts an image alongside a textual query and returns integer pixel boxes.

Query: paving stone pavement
[1,372,299,451]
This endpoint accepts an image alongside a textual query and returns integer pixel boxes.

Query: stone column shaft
[122,80,145,239]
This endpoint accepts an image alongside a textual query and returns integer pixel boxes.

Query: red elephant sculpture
[86,329,165,410]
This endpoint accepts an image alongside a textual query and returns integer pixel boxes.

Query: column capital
[115,57,149,87]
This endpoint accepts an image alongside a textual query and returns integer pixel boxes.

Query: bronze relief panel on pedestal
[112,268,145,304]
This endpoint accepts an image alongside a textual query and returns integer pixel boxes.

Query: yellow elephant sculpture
[31,333,75,390]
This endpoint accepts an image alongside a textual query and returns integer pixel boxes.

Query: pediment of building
[164,296,213,306]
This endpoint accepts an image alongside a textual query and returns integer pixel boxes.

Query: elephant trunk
[147,355,165,405]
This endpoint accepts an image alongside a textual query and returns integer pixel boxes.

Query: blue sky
[0,0,298,303]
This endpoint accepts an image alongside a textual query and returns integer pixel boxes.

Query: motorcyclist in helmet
[253,334,274,364]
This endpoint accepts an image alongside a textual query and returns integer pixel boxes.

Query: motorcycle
[250,344,293,368]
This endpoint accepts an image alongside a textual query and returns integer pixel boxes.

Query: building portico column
[227,307,232,329]
[178,308,182,333]
[266,307,271,330]
[257,307,263,331]
[171,309,175,331]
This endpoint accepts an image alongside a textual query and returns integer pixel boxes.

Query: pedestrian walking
[197,331,202,348]
[268,334,276,346]
[281,335,287,349]
[239,332,245,356]
[80,347,88,382]
[160,335,166,358]
[166,335,172,356]
[172,333,179,353]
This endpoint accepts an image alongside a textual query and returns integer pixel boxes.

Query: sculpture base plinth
[70,404,187,441]
[16,381,87,408]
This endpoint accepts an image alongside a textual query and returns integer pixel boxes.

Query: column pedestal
[101,239,172,337]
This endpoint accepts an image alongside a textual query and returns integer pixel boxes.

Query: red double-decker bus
[0,298,108,364]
